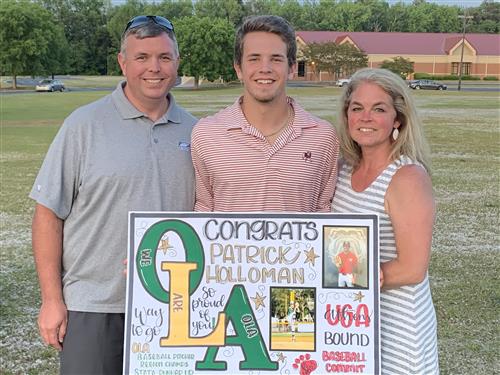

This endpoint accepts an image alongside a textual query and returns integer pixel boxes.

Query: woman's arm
[381,165,435,289]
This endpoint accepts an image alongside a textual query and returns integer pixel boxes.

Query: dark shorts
[60,311,125,375]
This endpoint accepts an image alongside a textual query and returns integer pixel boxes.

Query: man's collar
[225,96,317,131]
[112,81,181,124]
[112,81,143,119]
[160,93,181,124]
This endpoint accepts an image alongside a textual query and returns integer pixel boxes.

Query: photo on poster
[269,287,316,352]
[322,226,369,289]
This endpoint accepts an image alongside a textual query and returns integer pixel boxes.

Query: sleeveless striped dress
[332,155,439,374]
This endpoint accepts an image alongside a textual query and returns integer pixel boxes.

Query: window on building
[298,61,305,77]
[452,62,471,76]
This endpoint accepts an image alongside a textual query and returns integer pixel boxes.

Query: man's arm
[191,124,214,211]
[32,203,67,351]
[317,126,340,212]
[332,253,342,269]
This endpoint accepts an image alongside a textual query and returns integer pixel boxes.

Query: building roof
[296,31,500,56]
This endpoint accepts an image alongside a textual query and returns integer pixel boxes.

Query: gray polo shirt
[30,82,196,313]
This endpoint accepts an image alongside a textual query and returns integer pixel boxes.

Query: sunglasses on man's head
[124,15,174,34]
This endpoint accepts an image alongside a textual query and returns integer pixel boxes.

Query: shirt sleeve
[317,125,340,212]
[191,123,214,212]
[29,118,84,219]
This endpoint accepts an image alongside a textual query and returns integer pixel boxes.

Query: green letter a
[196,285,278,371]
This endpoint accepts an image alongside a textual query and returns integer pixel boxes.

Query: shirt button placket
[151,124,159,145]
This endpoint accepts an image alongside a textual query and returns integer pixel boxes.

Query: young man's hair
[234,15,296,67]
[120,22,179,57]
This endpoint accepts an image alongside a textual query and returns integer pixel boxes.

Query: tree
[304,42,338,77]
[405,2,435,32]
[319,2,372,31]
[303,42,368,81]
[0,0,69,88]
[398,1,461,33]
[337,44,369,77]
[243,0,275,17]
[296,0,323,30]
[152,0,193,20]
[194,0,244,26]
[175,17,235,89]
[468,0,500,33]
[273,0,304,29]
[315,1,340,30]
[106,0,148,75]
[355,0,390,32]
[428,5,460,33]
[380,56,414,79]
[386,2,410,32]
[41,23,70,79]
[38,0,111,74]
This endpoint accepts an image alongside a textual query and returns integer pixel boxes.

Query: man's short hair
[234,15,296,68]
[120,21,179,57]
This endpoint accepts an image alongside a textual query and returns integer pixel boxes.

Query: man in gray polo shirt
[30,16,195,374]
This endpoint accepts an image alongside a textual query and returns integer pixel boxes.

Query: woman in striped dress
[332,68,439,374]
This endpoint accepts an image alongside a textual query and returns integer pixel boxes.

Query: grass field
[1,85,499,374]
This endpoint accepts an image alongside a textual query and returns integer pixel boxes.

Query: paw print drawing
[292,353,317,375]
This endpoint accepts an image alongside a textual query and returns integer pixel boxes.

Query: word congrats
[203,219,319,241]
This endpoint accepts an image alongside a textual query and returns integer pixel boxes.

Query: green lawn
[1,86,499,374]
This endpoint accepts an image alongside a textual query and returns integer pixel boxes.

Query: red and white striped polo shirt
[191,97,339,212]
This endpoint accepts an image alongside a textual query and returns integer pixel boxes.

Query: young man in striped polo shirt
[191,15,339,212]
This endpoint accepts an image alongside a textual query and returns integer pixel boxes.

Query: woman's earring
[392,128,399,141]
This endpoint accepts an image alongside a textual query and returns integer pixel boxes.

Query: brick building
[295,31,500,81]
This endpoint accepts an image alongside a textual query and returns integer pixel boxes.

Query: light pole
[457,13,473,91]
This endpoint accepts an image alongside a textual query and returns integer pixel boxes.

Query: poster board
[124,212,380,375]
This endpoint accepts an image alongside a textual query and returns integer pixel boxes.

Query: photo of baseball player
[270,288,315,351]
[333,241,359,287]
[323,226,369,289]
[288,301,300,342]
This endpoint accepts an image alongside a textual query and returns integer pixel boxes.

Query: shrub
[413,73,482,81]
[483,76,499,81]
[413,73,458,80]
[436,75,460,80]
[414,73,432,79]
[460,75,481,80]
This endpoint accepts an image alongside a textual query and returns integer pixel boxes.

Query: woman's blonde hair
[337,68,431,172]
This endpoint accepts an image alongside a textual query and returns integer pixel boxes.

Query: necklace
[262,105,293,138]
